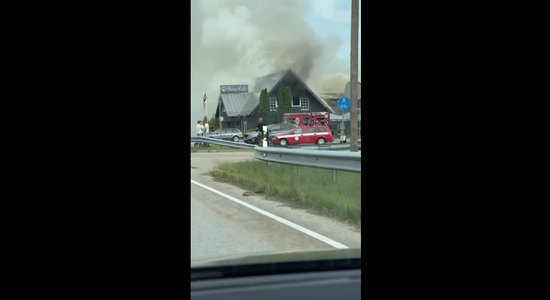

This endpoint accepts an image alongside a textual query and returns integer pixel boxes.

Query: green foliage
[259,88,269,120]
[277,88,285,122]
[277,86,293,122]
[283,86,293,114]
[208,114,218,131]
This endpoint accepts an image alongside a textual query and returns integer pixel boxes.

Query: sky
[190,0,361,135]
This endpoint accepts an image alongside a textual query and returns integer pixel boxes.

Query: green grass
[209,160,361,226]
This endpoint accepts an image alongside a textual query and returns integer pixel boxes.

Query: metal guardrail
[191,137,362,173]
[253,146,361,173]
[191,137,255,150]
[285,143,361,151]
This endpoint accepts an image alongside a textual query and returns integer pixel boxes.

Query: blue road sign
[337,97,350,111]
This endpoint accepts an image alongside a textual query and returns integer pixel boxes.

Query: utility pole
[350,0,359,152]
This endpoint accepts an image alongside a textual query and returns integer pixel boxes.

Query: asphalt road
[190,152,361,265]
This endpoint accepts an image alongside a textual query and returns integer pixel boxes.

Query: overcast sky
[190,0,361,135]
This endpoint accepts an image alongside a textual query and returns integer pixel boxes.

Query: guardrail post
[332,170,337,182]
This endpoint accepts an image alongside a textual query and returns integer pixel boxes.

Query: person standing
[194,120,203,147]
[202,121,210,147]
[203,122,209,135]
[256,117,266,146]
[196,120,204,137]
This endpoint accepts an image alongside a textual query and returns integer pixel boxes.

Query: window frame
[291,96,301,107]
[269,96,278,112]
[300,96,309,111]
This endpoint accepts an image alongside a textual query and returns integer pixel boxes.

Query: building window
[300,96,309,110]
[269,97,277,111]
[292,96,301,107]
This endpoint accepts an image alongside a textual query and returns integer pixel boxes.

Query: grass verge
[209,160,361,226]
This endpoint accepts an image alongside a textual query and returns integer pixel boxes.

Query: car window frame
[306,127,316,133]
[283,124,295,131]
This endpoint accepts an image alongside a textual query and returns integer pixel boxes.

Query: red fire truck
[282,112,330,127]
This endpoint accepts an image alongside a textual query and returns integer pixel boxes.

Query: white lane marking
[191,179,349,249]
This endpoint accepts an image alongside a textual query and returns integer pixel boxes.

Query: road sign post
[337,97,350,143]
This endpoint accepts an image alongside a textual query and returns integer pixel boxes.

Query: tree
[277,86,293,123]
[259,88,269,121]
[284,86,293,114]
[277,88,285,123]
[208,114,218,131]
[201,116,211,133]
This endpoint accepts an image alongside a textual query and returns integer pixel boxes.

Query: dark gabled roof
[219,69,336,117]
[220,93,250,117]
[251,69,334,113]
[252,70,287,93]
[284,69,334,114]
[239,93,259,116]
[239,70,287,117]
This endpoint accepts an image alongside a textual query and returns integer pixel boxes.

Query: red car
[271,125,333,146]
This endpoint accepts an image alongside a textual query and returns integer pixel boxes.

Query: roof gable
[239,93,259,116]
[284,69,334,113]
[252,70,287,94]
[221,69,337,117]
[252,69,334,113]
